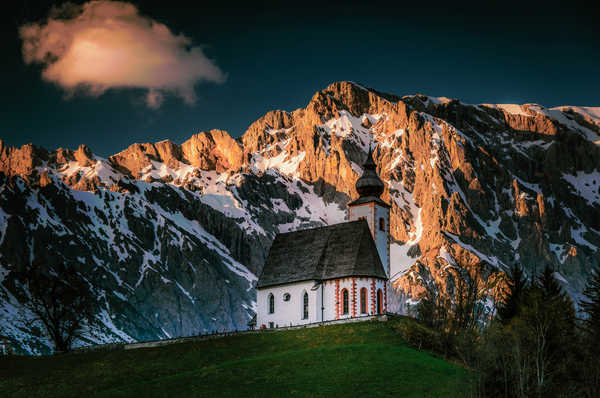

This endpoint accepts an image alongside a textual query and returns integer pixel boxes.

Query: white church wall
[349,203,390,278]
[257,277,389,328]
[256,280,317,329]
[322,277,388,321]
[375,278,387,313]
[337,277,354,320]
[322,280,335,321]
[312,279,355,322]
[374,205,390,277]
[356,278,374,316]
[348,204,374,234]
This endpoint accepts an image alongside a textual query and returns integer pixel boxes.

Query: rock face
[1,81,600,354]
[182,130,243,172]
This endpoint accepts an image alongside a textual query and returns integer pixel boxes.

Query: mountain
[1,81,599,354]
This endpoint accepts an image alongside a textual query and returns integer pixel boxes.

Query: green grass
[0,318,472,397]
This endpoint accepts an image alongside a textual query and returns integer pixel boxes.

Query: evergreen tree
[478,265,588,397]
[580,265,600,341]
[539,265,576,338]
[538,264,563,299]
[529,265,577,397]
[497,263,527,324]
[579,266,600,398]
[537,264,576,334]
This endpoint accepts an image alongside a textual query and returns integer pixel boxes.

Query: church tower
[348,147,391,277]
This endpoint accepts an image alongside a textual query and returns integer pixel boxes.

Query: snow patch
[482,103,529,117]
[445,232,506,269]
[407,208,423,245]
[390,242,419,281]
[553,272,568,284]
[562,170,600,206]
[437,245,456,266]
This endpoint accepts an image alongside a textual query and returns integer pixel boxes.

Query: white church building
[255,148,390,329]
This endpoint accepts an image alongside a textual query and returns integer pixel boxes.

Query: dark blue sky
[2,1,599,157]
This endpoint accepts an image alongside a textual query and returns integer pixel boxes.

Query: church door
[376,289,383,314]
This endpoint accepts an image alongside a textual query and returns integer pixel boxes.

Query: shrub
[393,319,440,352]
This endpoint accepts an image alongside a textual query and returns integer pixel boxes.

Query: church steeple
[355,146,385,199]
[347,145,391,280]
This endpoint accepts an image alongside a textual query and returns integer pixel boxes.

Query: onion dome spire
[355,146,385,198]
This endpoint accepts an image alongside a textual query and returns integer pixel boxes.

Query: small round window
[283,293,291,301]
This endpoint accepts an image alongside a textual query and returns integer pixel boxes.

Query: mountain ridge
[2,81,599,354]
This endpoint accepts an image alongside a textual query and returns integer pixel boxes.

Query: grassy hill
[1,317,472,397]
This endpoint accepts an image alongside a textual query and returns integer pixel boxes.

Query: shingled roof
[257,219,387,289]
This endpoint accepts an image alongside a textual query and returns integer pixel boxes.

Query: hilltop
[0,318,471,397]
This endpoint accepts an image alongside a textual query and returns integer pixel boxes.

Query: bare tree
[451,266,487,333]
[21,262,95,352]
[529,294,552,398]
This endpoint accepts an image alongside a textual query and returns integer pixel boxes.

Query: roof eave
[347,197,391,208]
[257,274,388,290]
[256,278,318,290]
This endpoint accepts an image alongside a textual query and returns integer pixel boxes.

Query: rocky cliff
[1,81,599,353]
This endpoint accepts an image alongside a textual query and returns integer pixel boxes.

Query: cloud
[19,1,226,108]
[145,89,164,109]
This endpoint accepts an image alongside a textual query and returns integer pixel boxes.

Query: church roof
[257,219,387,289]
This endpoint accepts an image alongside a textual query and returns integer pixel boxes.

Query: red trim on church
[377,289,383,314]
[370,279,376,314]
[335,279,340,320]
[387,213,391,278]
[384,282,388,313]
[351,277,357,317]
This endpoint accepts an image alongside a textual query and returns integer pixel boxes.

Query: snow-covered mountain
[1,81,599,354]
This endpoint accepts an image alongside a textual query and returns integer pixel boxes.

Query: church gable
[257,219,387,289]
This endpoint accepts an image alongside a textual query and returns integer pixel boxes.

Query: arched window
[379,217,385,232]
[268,293,274,314]
[376,289,383,314]
[302,291,309,319]
[342,289,349,315]
[360,288,367,314]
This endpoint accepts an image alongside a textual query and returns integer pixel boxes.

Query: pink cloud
[19,1,226,108]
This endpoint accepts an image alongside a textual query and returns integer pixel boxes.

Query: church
[255,148,390,329]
